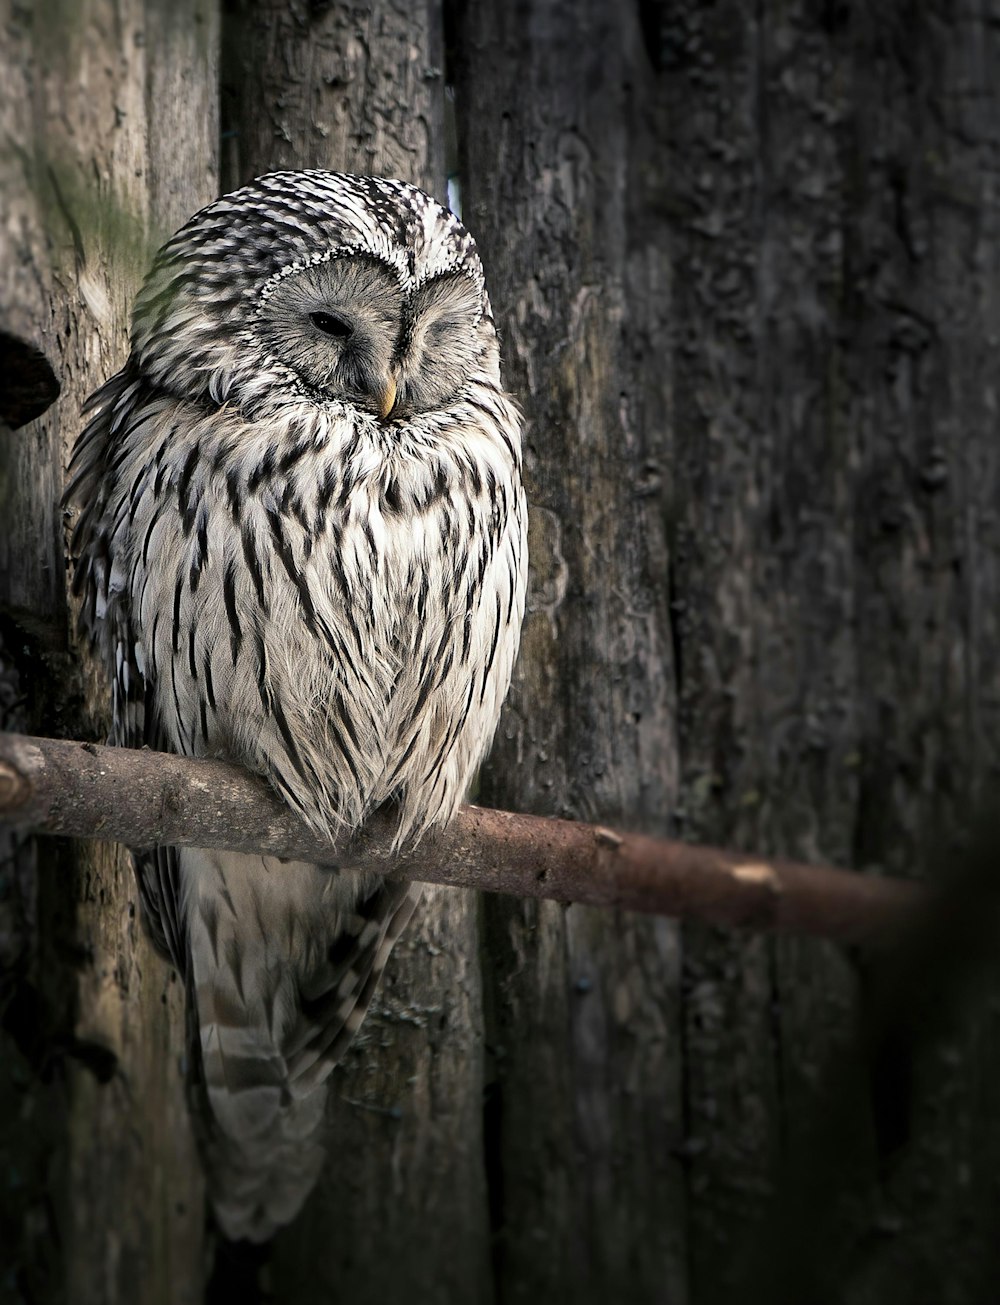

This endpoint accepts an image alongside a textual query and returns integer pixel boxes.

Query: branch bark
[0,732,923,945]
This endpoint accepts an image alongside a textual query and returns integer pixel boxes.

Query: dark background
[3,1,1000,1301]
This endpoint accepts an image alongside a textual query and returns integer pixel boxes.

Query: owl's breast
[122,402,526,843]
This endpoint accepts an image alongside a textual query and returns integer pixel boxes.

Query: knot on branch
[0,757,32,812]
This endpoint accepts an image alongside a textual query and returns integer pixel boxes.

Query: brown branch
[0,732,925,945]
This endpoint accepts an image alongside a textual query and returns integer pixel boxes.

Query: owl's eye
[310,311,354,339]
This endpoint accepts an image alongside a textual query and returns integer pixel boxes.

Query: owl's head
[131,171,501,420]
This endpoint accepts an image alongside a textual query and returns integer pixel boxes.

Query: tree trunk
[456,1,1000,1302]
[658,6,1000,1301]
[453,3,687,1300]
[1,2,218,1303]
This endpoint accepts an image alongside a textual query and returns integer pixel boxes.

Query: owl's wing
[65,366,187,971]
[111,592,186,969]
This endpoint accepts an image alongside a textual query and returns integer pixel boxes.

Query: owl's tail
[180,847,420,1242]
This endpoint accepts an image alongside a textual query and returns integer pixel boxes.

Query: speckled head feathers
[131,170,490,396]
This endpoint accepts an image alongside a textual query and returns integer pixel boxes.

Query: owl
[64,171,527,1241]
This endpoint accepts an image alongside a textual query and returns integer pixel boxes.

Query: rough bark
[221,4,492,1300]
[657,3,1000,1302]
[221,0,444,194]
[456,1,1000,1302]
[454,3,686,1300]
[0,9,58,435]
[1,2,218,1302]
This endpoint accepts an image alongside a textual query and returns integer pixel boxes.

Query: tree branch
[0,732,924,944]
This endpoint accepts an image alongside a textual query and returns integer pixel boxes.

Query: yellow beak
[377,373,398,421]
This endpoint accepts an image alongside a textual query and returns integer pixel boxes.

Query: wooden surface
[658,6,1000,1301]
[4,3,1000,1302]
[454,4,688,1299]
[457,2,1000,1302]
[1,2,217,1302]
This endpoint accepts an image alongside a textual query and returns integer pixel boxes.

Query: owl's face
[130,171,500,420]
[254,252,487,420]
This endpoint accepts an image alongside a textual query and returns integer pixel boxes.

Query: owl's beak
[376,373,398,421]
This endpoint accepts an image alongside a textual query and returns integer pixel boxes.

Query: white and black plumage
[64,170,526,1241]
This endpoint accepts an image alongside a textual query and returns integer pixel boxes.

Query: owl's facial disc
[254,254,488,420]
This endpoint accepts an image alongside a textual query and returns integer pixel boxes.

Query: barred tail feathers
[180,846,420,1242]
